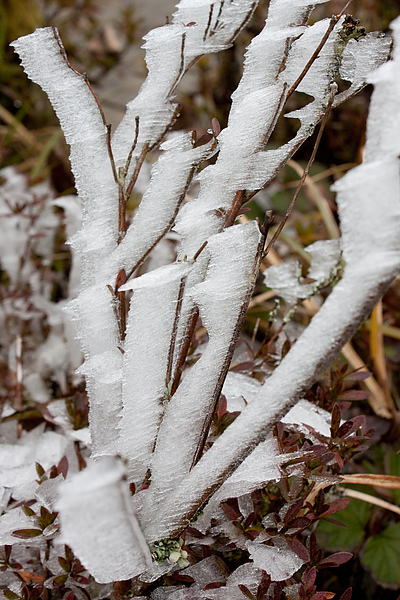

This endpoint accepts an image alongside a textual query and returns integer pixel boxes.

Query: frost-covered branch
[142,17,400,542]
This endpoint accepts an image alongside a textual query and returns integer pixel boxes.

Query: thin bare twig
[263,83,337,258]
[170,307,199,396]
[257,83,288,151]
[168,32,187,96]
[285,0,352,101]
[124,164,198,282]
[124,116,140,185]
[203,4,214,41]
[52,27,119,186]
[211,1,224,36]
[125,142,149,199]
[165,276,188,388]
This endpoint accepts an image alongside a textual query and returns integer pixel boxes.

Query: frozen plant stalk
[11,0,397,584]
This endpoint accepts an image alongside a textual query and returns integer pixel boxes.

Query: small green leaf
[12,529,42,539]
[35,463,45,478]
[361,523,400,586]
[3,591,20,600]
[22,505,36,517]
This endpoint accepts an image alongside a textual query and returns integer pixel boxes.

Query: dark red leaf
[303,566,317,589]
[211,117,221,137]
[65,593,75,600]
[286,538,310,562]
[322,497,351,516]
[310,593,335,600]
[289,517,312,530]
[221,501,239,522]
[73,574,89,586]
[339,587,352,600]
[258,570,271,597]
[339,390,370,401]
[238,584,255,600]
[12,529,42,539]
[319,552,353,568]
[244,512,257,529]
[321,516,348,528]
[283,499,304,524]
[203,582,226,590]
[57,456,69,478]
[345,370,371,382]
[330,404,341,436]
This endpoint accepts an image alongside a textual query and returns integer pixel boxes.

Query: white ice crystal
[56,457,152,584]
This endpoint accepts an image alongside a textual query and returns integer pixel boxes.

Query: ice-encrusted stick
[141,222,261,526]
[117,262,191,485]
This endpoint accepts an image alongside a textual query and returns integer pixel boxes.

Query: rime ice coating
[144,17,400,543]
[117,262,191,484]
[56,457,152,584]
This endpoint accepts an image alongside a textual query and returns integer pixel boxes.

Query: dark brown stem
[203,3,214,41]
[285,1,352,101]
[168,32,187,96]
[257,83,288,151]
[125,142,149,199]
[124,164,198,281]
[264,84,337,258]
[52,27,119,186]
[165,276,187,387]
[124,115,140,184]
[224,189,245,228]
[170,307,199,397]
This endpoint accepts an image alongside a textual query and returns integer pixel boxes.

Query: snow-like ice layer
[282,398,331,438]
[141,223,260,532]
[305,239,341,282]
[117,262,191,484]
[52,195,82,299]
[56,457,152,584]
[204,563,264,600]
[247,536,306,580]
[222,371,261,411]
[0,427,69,489]
[77,349,122,457]
[0,505,45,547]
[264,261,308,305]
[334,33,392,108]
[264,239,341,305]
